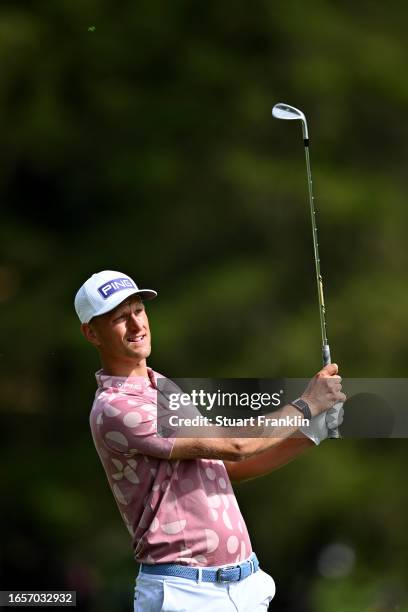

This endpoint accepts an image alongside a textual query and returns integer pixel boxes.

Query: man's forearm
[224,434,314,482]
[171,403,312,461]
[171,368,345,462]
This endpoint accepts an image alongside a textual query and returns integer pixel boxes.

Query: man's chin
[128,346,151,360]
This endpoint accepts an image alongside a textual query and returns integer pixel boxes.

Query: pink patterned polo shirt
[89,367,253,566]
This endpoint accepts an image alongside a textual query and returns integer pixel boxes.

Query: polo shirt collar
[95,367,159,393]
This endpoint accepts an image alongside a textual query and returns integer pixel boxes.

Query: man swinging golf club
[75,269,345,611]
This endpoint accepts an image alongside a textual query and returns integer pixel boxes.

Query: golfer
[75,270,345,611]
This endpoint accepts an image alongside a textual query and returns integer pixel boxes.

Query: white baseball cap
[74,270,157,323]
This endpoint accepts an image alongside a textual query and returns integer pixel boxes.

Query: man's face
[83,295,152,366]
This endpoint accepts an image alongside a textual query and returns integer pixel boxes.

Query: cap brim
[90,288,157,321]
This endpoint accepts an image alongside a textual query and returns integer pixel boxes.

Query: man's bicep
[98,402,174,459]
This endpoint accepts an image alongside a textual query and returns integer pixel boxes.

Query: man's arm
[170,364,345,462]
[169,405,310,462]
[225,404,345,482]
[224,434,314,483]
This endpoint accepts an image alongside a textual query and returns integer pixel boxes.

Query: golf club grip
[322,344,341,439]
[322,344,331,367]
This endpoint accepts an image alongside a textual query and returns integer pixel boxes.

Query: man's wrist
[299,395,320,418]
[290,397,312,421]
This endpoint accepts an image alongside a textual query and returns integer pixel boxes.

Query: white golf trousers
[134,563,276,611]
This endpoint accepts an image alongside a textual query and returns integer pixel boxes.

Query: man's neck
[100,356,148,378]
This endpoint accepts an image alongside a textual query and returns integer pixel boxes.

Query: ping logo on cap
[98,277,136,299]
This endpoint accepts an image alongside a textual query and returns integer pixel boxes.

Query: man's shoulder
[90,390,126,417]
[91,390,158,425]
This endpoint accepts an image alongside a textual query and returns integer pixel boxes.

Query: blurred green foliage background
[1,1,408,610]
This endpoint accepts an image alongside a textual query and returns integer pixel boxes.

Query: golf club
[272,102,340,439]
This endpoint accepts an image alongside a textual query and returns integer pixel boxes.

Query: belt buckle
[216,564,241,583]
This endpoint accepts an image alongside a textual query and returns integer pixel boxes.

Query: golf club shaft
[303,139,340,439]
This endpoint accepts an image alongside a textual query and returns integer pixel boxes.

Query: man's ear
[81,322,101,347]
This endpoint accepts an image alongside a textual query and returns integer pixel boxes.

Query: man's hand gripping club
[300,363,346,445]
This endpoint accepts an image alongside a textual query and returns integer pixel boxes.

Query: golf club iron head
[272,103,309,140]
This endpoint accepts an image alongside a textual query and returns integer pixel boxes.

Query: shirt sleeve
[97,394,175,460]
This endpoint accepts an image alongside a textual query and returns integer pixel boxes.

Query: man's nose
[128,313,143,329]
